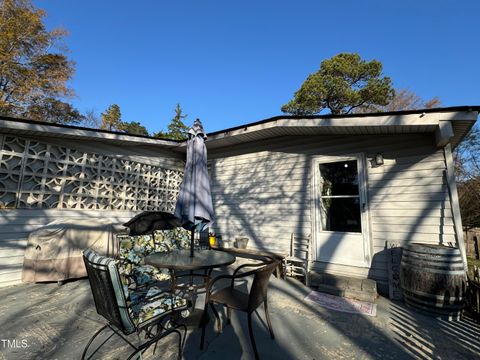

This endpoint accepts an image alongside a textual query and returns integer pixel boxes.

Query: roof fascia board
[208,111,476,142]
[207,107,479,137]
[0,119,180,148]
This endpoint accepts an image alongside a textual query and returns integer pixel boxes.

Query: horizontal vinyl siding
[211,133,454,286]
[0,209,139,287]
[367,144,452,289]
[211,150,311,254]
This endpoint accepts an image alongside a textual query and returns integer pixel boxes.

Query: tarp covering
[22,219,122,283]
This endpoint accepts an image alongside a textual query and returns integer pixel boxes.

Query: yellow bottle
[208,233,216,247]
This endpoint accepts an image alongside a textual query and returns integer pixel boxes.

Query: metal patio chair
[283,233,311,286]
[82,248,188,360]
[200,257,280,360]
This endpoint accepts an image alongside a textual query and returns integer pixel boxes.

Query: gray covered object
[22,219,120,283]
[174,119,214,232]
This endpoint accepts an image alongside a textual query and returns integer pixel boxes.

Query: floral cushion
[83,248,137,334]
[117,234,170,291]
[153,227,192,252]
[129,286,189,325]
[117,228,194,288]
[116,228,195,321]
[83,248,188,330]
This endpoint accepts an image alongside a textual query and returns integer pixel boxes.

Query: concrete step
[309,272,377,303]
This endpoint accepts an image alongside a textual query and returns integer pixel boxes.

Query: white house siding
[209,133,455,293]
[0,209,139,287]
[0,133,184,287]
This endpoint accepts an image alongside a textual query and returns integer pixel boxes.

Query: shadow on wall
[210,129,456,293]
[210,147,311,254]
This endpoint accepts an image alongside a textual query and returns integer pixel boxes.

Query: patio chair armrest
[205,274,235,302]
[232,262,266,278]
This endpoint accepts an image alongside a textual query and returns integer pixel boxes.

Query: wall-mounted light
[375,153,384,166]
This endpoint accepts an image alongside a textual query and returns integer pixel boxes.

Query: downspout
[443,143,468,273]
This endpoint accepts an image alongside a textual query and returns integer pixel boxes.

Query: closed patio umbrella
[174,119,214,257]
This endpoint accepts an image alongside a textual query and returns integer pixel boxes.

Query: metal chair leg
[247,312,259,360]
[200,304,209,350]
[264,300,275,339]
[210,303,221,332]
[179,323,187,350]
[81,324,110,360]
[176,329,183,360]
[128,327,182,360]
[226,306,232,324]
[126,347,145,360]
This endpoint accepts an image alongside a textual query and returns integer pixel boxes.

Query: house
[0,106,478,295]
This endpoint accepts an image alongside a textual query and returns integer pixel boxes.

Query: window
[318,160,362,233]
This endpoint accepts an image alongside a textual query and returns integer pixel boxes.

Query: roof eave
[0,117,182,150]
[205,109,478,150]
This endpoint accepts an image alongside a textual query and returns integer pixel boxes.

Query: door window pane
[320,197,362,232]
[319,161,359,196]
[319,160,362,233]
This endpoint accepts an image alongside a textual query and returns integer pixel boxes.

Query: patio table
[144,249,236,291]
[145,249,236,328]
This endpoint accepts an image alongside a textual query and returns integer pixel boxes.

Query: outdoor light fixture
[375,153,384,166]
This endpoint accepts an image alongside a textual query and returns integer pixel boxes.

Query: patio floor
[1,272,480,360]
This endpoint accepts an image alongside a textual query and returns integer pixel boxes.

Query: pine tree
[282,53,394,115]
[153,104,189,140]
[100,104,122,131]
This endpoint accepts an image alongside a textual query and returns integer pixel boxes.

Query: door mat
[305,290,377,317]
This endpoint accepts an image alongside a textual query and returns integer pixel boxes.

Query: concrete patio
[0,272,479,360]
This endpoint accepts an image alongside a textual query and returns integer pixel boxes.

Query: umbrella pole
[190,229,195,257]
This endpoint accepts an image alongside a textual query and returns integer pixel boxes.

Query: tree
[80,108,101,129]
[281,53,395,115]
[454,125,480,228]
[0,0,81,123]
[153,104,189,140]
[119,121,149,136]
[355,88,441,113]
[24,97,84,124]
[100,104,122,131]
[99,104,149,135]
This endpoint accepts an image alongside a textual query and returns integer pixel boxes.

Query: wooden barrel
[400,243,466,320]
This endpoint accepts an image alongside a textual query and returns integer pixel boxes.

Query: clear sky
[35,0,479,134]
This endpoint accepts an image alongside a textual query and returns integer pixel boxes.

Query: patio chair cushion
[117,228,193,290]
[153,227,191,251]
[83,248,137,334]
[117,234,171,291]
[84,248,188,329]
[129,286,189,325]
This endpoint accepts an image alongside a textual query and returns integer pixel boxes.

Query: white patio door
[312,155,371,268]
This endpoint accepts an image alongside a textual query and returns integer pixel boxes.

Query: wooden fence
[465,228,480,259]
[467,265,480,321]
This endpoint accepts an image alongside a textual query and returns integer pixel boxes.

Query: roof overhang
[205,107,479,151]
[0,116,183,151]
[0,106,478,154]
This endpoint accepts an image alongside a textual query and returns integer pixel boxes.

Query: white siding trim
[444,143,468,272]
[435,121,454,147]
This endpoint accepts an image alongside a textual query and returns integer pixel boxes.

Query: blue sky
[35,0,479,134]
